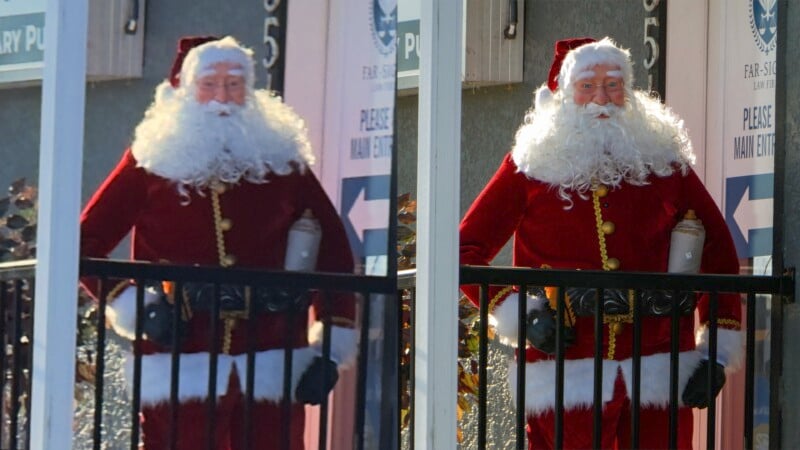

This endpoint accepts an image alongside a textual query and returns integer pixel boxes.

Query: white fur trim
[154,80,175,104]
[695,326,743,371]
[308,323,359,368]
[125,347,317,406]
[507,351,704,415]
[107,285,160,340]
[491,292,547,347]
[534,84,553,110]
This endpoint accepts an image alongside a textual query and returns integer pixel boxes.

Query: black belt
[181,283,311,315]
[529,287,696,317]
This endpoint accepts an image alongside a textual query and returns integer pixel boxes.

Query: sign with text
[0,0,45,83]
[721,0,776,258]
[323,0,395,276]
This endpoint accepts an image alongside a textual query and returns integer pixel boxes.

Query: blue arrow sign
[724,173,773,258]
[341,175,391,258]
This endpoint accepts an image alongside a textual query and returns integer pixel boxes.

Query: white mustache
[201,101,241,116]
[581,103,622,118]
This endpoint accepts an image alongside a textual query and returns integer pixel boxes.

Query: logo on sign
[369,0,397,56]
[748,0,777,54]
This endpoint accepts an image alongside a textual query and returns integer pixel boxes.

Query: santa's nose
[214,87,230,103]
[592,89,609,105]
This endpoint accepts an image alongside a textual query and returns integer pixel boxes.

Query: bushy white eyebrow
[197,67,245,80]
[606,70,623,78]
[575,70,596,81]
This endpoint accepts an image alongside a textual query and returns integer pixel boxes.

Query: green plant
[397,193,490,443]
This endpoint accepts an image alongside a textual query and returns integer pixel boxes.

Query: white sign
[323,0,396,276]
[721,0,776,258]
[0,0,45,83]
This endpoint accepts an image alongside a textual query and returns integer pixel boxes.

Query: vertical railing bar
[630,289,642,449]
[93,277,109,450]
[24,278,34,450]
[169,280,184,450]
[744,291,757,450]
[706,291,719,450]
[205,283,221,450]
[478,283,490,450]
[668,288,680,450]
[280,297,296,450]
[554,286,566,449]
[130,280,145,450]
[355,290,371,450]
[515,285,527,450]
[0,280,8,448]
[243,284,257,450]
[318,290,335,450]
[9,280,22,450]
[592,287,603,450]
[409,286,416,450]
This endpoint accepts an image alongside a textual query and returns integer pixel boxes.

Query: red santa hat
[535,37,633,108]
[157,35,256,102]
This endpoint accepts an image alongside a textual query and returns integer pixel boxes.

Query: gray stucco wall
[780,1,800,448]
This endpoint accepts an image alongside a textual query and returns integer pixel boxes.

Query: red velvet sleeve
[297,169,357,327]
[681,169,742,330]
[459,154,530,309]
[80,149,149,300]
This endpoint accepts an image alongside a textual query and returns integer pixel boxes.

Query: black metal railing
[2,258,398,449]
[0,260,35,450]
[400,265,794,450]
[80,258,398,450]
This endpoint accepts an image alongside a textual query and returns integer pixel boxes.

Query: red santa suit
[459,37,742,450]
[80,36,357,450]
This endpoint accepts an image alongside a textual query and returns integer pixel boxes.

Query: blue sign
[341,175,391,258]
[724,173,773,258]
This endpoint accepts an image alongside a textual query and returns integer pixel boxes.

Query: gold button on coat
[212,182,227,194]
[606,258,620,270]
[595,185,609,197]
[219,218,233,231]
[601,221,615,235]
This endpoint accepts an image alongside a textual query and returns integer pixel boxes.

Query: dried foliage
[397,193,489,442]
[0,178,97,390]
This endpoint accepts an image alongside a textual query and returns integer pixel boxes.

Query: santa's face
[194,61,247,107]
[571,63,626,113]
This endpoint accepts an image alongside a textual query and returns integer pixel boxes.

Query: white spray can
[284,209,322,271]
[667,209,706,273]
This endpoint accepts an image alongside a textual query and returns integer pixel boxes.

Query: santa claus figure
[460,37,742,449]
[80,36,357,449]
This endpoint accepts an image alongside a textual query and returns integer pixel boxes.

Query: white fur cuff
[695,326,744,371]
[308,322,359,368]
[107,285,160,340]
[491,292,548,347]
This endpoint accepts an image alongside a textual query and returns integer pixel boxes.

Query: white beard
[131,85,314,199]
[511,90,695,206]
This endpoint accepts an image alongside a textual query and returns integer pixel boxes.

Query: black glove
[525,308,575,354]
[682,360,726,409]
[295,357,339,405]
[142,300,185,348]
